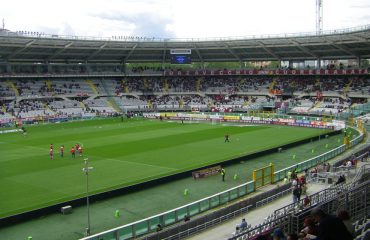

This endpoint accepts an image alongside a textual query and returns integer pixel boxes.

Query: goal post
[211,118,222,125]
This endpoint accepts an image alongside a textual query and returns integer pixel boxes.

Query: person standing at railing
[287,171,292,181]
[220,168,226,181]
[292,186,300,204]
[156,224,162,232]
[335,175,346,185]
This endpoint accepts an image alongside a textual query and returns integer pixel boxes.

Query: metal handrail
[80,132,364,240]
[1,25,369,42]
[230,172,369,240]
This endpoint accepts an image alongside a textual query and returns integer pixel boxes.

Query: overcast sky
[0,0,369,39]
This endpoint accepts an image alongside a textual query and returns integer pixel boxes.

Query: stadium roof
[0,25,369,64]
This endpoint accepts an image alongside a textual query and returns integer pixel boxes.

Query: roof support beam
[332,44,357,57]
[323,37,357,57]
[124,43,138,62]
[6,39,36,59]
[351,34,367,41]
[87,42,107,60]
[48,41,74,60]
[289,39,318,58]
[162,43,167,66]
[256,41,279,59]
[224,43,241,61]
[193,44,204,64]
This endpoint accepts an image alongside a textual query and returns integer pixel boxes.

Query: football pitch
[0,118,331,218]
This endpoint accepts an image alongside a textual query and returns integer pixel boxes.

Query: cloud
[350,4,370,8]
[92,12,175,38]
[0,0,369,39]
[130,14,175,38]
[59,22,76,36]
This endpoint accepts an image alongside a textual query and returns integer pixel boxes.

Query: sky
[0,0,369,39]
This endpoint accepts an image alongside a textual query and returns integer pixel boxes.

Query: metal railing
[255,188,292,208]
[2,25,369,43]
[155,205,253,240]
[230,164,370,240]
[80,132,364,240]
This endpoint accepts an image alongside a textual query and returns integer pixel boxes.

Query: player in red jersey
[50,143,54,150]
[49,148,54,160]
[78,146,83,157]
[70,147,76,159]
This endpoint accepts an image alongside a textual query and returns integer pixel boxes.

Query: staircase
[196,78,202,92]
[43,103,55,113]
[308,100,322,111]
[99,79,122,113]
[242,99,250,107]
[343,79,353,96]
[268,78,277,93]
[148,100,153,109]
[163,79,169,93]
[79,101,86,109]
[45,80,53,93]
[6,80,19,97]
[85,80,99,94]
[121,79,130,93]
[314,101,322,108]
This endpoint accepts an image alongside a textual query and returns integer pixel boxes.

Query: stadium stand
[0,25,369,240]
[0,75,368,122]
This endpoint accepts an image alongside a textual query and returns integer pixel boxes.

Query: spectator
[156,223,162,232]
[286,233,299,240]
[272,228,286,240]
[301,183,307,195]
[287,171,292,181]
[256,235,269,240]
[345,160,352,168]
[335,175,346,185]
[310,207,352,240]
[292,177,298,187]
[303,195,311,208]
[238,218,247,230]
[337,210,355,237]
[292,185,301,203]
[298,216,318,238]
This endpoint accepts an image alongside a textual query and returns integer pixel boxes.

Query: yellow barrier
[253,163,274,189]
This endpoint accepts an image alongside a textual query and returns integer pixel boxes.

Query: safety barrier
[80,133,364,240]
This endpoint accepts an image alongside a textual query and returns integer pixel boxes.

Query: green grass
[0,118,331,218]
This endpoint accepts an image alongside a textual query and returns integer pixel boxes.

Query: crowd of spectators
[0,75,368,121]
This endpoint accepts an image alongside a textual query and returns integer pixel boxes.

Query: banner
[144,112,333,129]
[164,69,369,76]
[223,115,240,120]
[192,165,222,179]
[211,107,233,113]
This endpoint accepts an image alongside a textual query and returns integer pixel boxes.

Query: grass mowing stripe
[94,156,179,171]
[0,118,330,218]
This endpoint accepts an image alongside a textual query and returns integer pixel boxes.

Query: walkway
[187,180,329,239]
[187,140,369,240]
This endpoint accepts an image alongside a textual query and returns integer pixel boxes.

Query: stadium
[0,3,370,240]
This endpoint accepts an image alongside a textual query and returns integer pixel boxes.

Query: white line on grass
[101,157,178,171]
